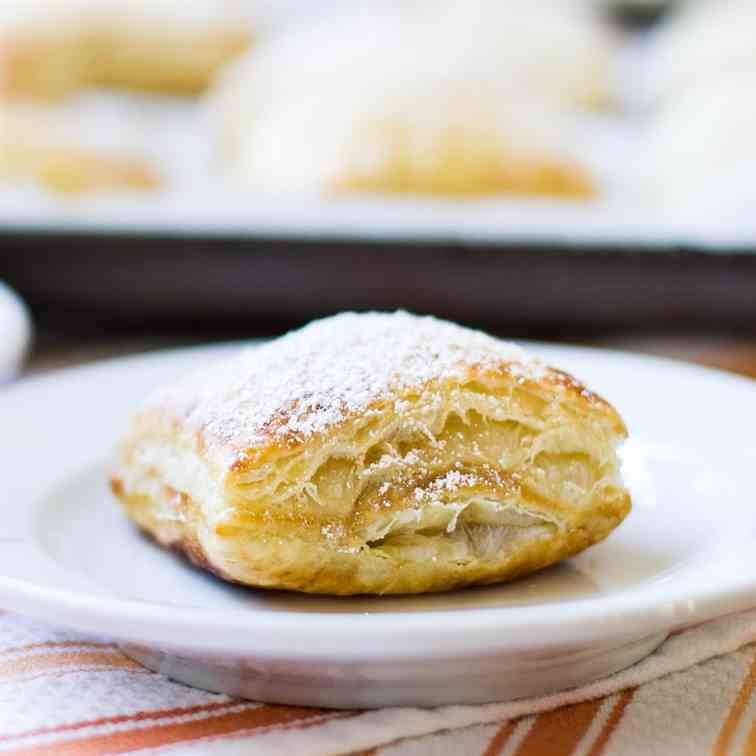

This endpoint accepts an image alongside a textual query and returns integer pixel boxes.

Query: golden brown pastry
[210,5,601,199]
[0,0,252,101]
[0,6,82,102]
[112,312,630,596]
[0,107,160,194]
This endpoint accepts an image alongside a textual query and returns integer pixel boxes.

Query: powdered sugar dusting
[146,311,541,462]
[413,471,480,503]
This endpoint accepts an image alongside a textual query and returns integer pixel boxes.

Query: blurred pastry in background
[0,0,252,101]
[0,3,82,102]
[0,106,160,194]
[82,0,252,97]
[649,76,756,209]
[651,0,756,102]
[211,5,603,199]
[431,0,619,111]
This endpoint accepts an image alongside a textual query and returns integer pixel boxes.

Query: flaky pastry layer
[111,313,630,595]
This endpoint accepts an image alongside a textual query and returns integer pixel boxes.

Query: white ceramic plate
[0,281,30,382]
[1,343,756,708]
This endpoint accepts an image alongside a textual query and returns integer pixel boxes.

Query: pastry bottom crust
[329,123,594,200]
[112,478,629,595]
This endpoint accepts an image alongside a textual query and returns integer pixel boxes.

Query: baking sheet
[0,25,754,255]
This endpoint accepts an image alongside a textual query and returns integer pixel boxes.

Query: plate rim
[2,340,755,659]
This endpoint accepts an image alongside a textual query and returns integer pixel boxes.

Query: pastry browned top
[139,312,624,470]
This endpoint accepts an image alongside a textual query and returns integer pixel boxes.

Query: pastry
[209,4,603,198]
[651,0,756,102]
[429,0,617,111]
[0,3,83,102]
[0,0,252,101]
[111,312,631,595]
[649,76,756,210]
[0,106,160,194]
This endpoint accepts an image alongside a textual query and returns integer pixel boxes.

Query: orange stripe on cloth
[738,680,756,756]
[3,707,359,756]
[0,641,114,657]
[586,689,636,756]
[743,718,756,755]
[0,650,141,680]
[512,699,603,756]
[482,719,519,756]
[714,650,756,756]
[0,701,247,742]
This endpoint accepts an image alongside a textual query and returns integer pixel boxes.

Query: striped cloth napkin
[2,610,756,756]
